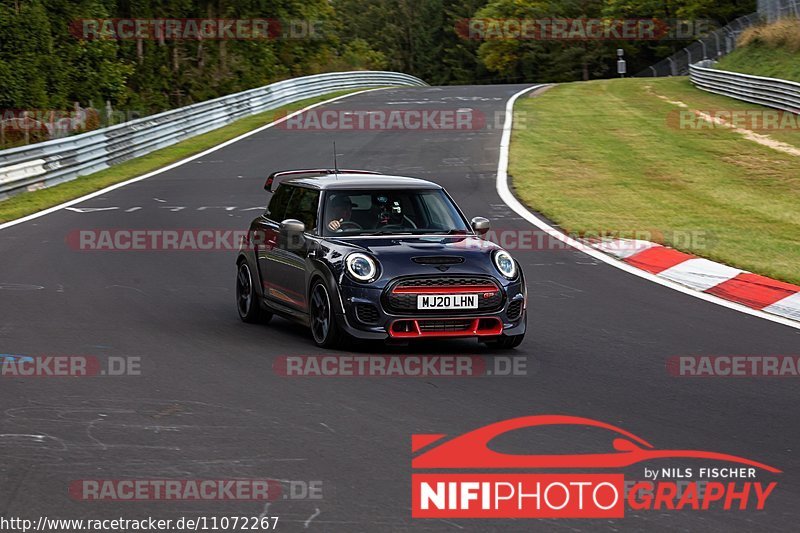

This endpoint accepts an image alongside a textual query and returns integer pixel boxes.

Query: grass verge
[716,46,800,83]
[510,77,800,284]
[0,89,366,224]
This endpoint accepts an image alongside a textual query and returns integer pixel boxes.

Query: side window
[284,187,320,232]
[265,185,292,221]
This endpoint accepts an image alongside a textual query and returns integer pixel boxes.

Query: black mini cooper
[235,169,526,348]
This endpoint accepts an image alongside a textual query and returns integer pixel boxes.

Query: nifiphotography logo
[411,415,780,519]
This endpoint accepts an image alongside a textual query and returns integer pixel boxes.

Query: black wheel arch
[237,251,265,300]
[308,259,346,318]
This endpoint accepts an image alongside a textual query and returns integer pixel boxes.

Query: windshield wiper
[358,230,414,236]
[429,229,469,235]
[354,228,468,236]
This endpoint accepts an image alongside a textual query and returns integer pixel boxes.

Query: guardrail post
[722,27,734,53]
[667,57,676,76]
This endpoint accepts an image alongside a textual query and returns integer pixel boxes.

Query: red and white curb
[590,239,800,323]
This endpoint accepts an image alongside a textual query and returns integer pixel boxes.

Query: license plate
[417,294,478,310]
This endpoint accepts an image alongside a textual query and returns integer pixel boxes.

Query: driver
[327,195,355,232]
[377,195,404,226]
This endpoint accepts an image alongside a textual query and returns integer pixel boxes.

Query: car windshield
[321,189,470,237]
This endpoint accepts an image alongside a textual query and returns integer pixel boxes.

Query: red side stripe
[624,247,695,275]
[705,273,800,309]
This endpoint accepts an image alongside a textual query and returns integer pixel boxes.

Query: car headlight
[493,249,517,279]
[346,253,379,282]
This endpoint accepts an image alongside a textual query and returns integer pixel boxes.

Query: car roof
[282,173,442,191]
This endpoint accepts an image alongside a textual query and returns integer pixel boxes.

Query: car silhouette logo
[412,415,781,472]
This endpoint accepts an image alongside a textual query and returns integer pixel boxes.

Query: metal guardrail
[690,60,800,114]
[0,71,427,200]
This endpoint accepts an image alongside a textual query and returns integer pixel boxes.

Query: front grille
[356,304,379,324]
[418,320,473,332]
[394,276,491,288]
[384,276,504,314]
[507,300,522,320]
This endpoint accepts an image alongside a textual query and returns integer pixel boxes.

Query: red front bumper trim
[388,317,503,338]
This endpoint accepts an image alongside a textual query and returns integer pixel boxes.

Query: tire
[309,279,344,348]
[236,260,271,324]
[485,312,526,349]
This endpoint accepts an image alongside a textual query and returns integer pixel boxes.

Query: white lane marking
[0,283,44,290]
[63,205,266,213]
[656,258,744,292]
[65,207,119,213]
[763,292,800,321]
[304,508,320,529]
[0,87,388,231]
[0,434,48,442]
[496,85,800,331]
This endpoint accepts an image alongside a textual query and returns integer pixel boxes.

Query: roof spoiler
[264,169,381,192]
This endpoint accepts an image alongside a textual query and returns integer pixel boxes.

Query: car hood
[325,234,509,286]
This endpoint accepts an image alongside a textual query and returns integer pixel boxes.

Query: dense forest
[0,0,755,115]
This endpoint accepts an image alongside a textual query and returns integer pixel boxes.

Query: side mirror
[471,216,490,236]
[279,219,306,250]
[280,219,305,234]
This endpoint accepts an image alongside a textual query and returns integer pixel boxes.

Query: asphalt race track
[1,84,799,531]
